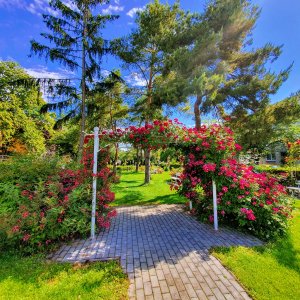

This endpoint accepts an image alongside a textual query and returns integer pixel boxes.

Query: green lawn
[0,254,129,300]
[213,200,300,300]
[111,171,186,206]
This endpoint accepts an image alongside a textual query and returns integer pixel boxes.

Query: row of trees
[1,0,299,182]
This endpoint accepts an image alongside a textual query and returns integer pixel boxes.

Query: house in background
[260,142,287,165]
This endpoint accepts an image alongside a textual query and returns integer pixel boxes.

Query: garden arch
[85,120,236,239]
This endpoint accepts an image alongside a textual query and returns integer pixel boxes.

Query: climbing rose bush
[176,126,293,240]
[1,144,116,253]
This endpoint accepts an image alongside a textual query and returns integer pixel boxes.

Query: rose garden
[1,119,299,299]
[1,0,300,299]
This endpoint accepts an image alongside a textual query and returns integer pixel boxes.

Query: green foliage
[87,70,128,132]
[0,61,55,154]
[0,253,128,300]
[50,124,79,156]
[0,155,60,184]
[30,0,119,152]
[0,151,115,254]
[254,164,297,185]
[112,0,190,120]
[224,93,300,151]
[164,0,290,128]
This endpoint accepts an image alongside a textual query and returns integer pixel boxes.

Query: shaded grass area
[112,171,186,206]
[213,200,300,300]
[0,253,129,300]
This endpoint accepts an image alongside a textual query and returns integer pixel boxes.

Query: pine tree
[165,0,290,129]
[30,0,118,158]
[221,93,300,151]
[112,0,189,183]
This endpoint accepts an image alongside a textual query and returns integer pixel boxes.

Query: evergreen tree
[30,0,118,158]
[113,0,189,183]
[221,93,300,151]
[165,0,290,129]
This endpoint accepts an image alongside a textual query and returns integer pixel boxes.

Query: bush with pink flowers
[0,146,116,254]
[177,140,293,240]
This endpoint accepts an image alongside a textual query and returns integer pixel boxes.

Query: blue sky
[0,0,299,110]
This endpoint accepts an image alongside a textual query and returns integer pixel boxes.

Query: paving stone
[159,280,169,294]
[152,287,163,300]
[169,285,181,300]
[150,275,160,288]
[179,290,191,300]
[195,289,208,299]
[136,289,145,300]
[144,281,153,296]
[212,287,227,300]
[50,205,262,300]
[162,293,172,300]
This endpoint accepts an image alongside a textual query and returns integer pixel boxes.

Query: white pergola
[90,127,219,240]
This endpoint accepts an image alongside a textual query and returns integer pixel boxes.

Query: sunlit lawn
[0,254,129,300]
[213,200,300,300]
[111,171,186,206]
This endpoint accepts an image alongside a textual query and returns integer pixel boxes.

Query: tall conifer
[30,0,118,157]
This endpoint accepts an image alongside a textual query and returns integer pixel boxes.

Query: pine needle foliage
[30,0,119,155]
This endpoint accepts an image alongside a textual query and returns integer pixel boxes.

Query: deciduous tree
[0,61,55,154]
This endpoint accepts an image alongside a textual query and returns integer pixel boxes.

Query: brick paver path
[51,205,263,300]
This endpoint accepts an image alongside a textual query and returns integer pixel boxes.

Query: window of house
[266,152,276,162]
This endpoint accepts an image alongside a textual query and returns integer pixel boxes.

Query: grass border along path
[0,253,129,300]
[213,200,300,300]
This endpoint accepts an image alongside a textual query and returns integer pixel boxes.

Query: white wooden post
[91,127,99,240]
[212,180,218,231]
[189,201,193,210]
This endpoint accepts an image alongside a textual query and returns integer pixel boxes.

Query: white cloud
[25,66,72,79]
[102,4,124,15]
[101,69,111,78]
[126,7,145,18]
[0,0,74,16]
[125,73,147,87]
[114,0,120,4]
[0,0,24,8]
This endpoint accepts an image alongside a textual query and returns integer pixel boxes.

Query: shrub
[178,150,293,240]
[0,148,116,254]
[254,164,298,185]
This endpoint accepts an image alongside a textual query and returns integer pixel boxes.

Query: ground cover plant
[0,253,128,300]
[212,200,300,300]
[112,171,186,206]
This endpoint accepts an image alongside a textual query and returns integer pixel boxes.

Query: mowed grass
[0,254,129,300]
[213,200,300,300]
[111,171,186,206]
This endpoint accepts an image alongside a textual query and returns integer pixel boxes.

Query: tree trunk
[135,147,140,173]
[113,143,119,174]
[78,5,88,162]
[144,147,151,184]
[144,54,155,184]
[194,94,202,130]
